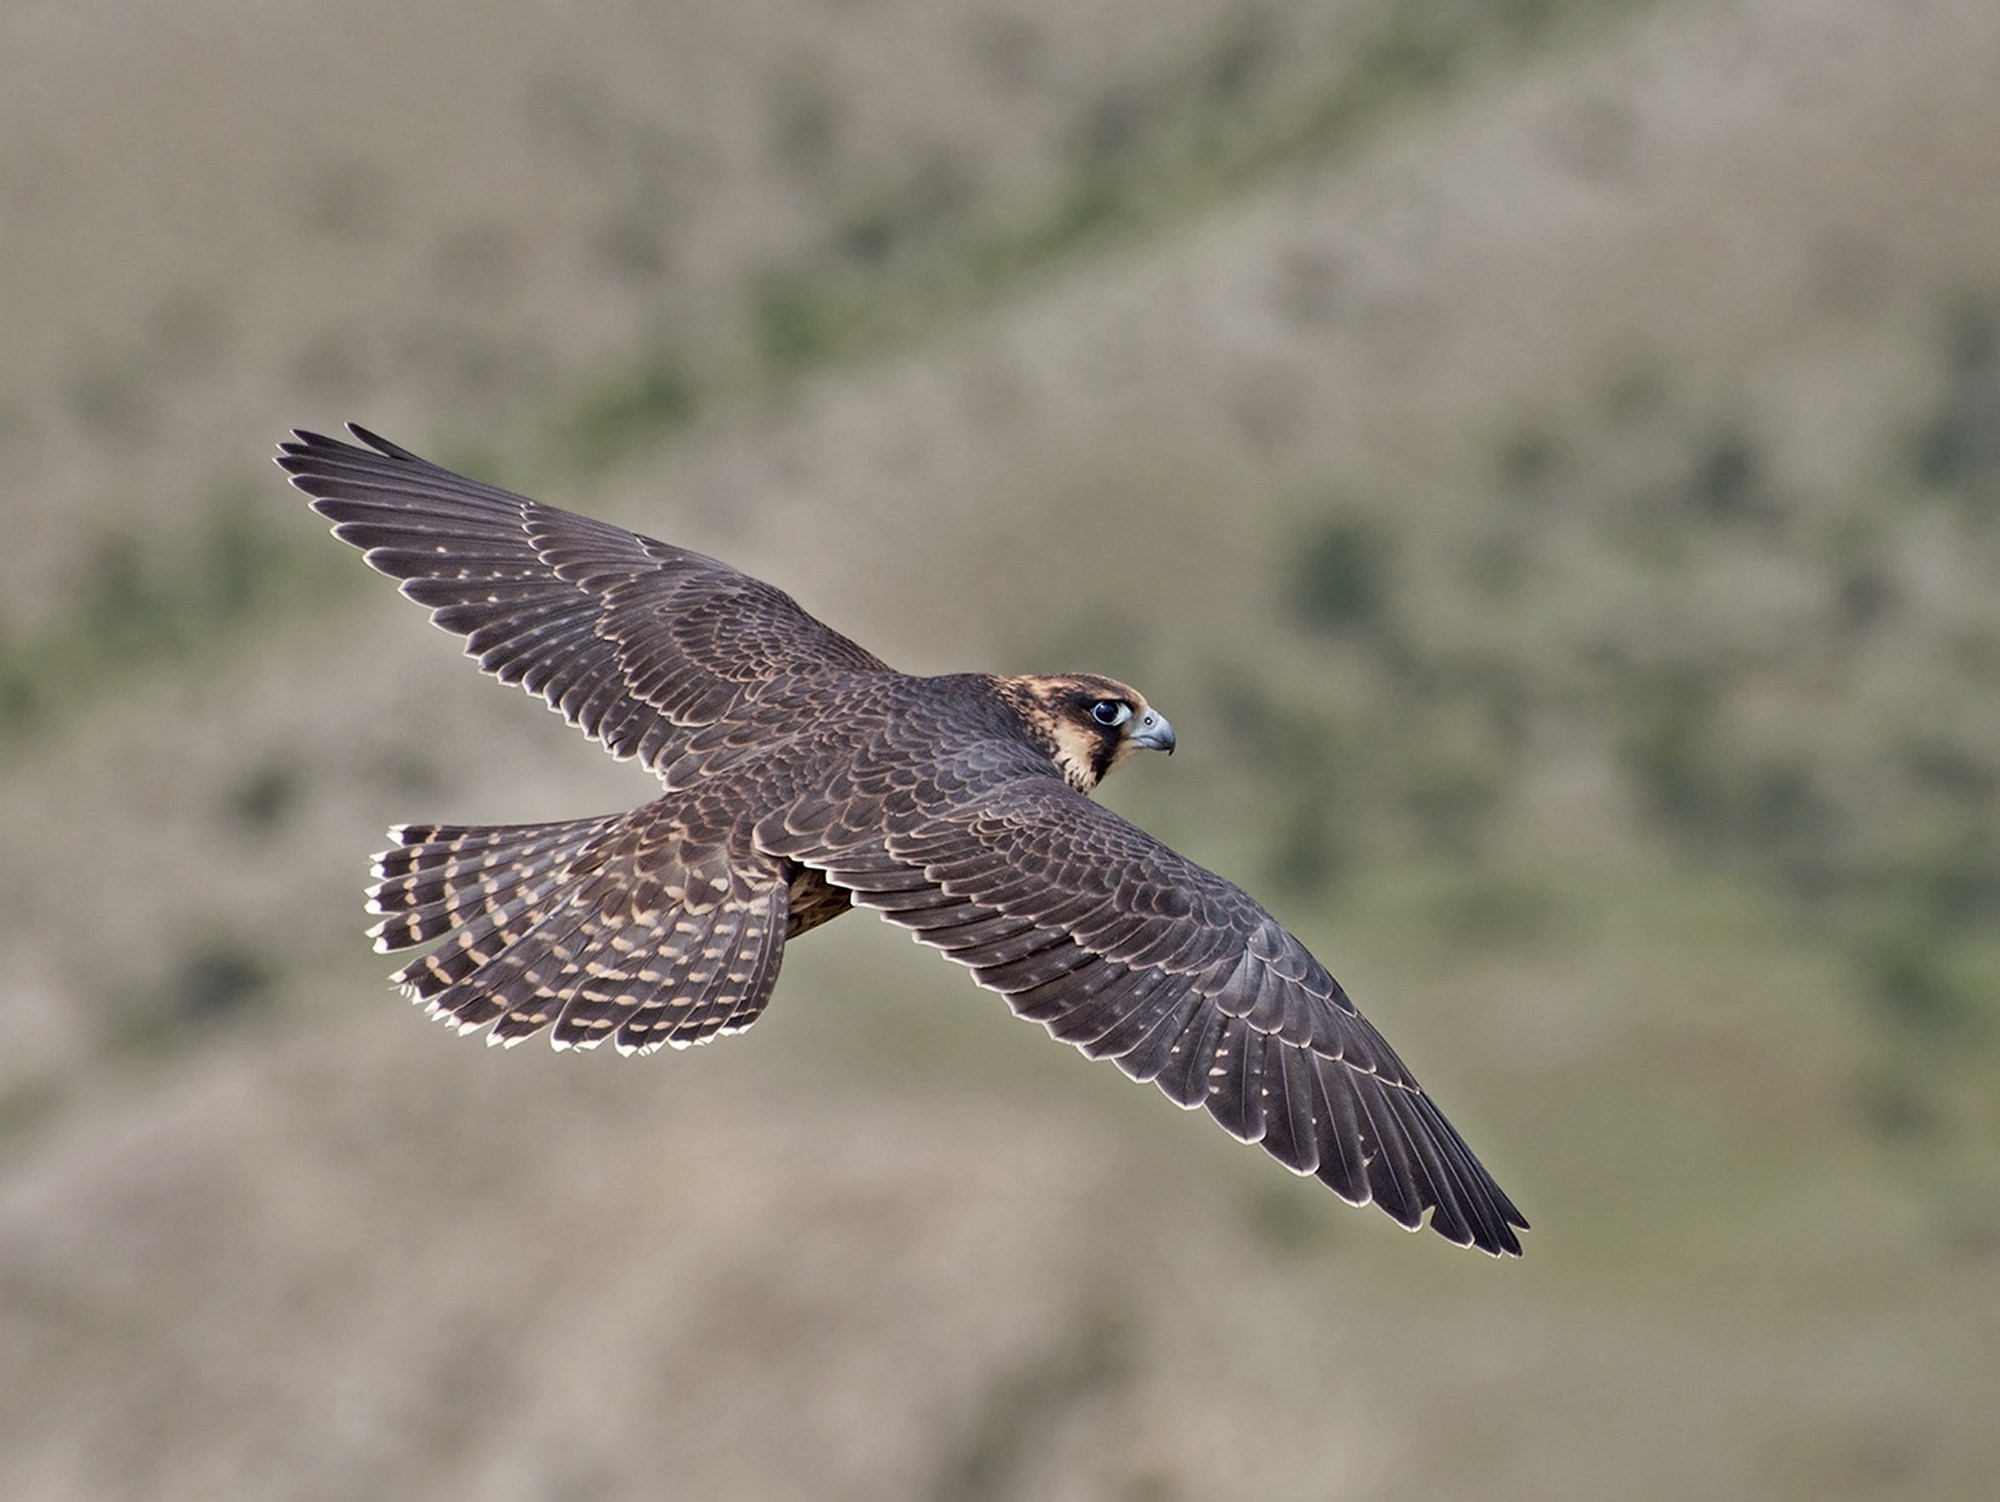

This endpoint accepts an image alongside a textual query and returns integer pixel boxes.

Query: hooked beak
[1130,709,1175,755]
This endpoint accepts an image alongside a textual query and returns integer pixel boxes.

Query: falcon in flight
[279,426,1527,1255]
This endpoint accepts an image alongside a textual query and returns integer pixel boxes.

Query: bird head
[998,673,1175,793]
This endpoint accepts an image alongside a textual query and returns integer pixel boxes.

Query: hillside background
[4,1,1999,1497]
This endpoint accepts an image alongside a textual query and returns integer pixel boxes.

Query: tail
[366,812,789,1054]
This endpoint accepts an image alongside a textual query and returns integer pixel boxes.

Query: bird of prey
[278,425,1527,1255]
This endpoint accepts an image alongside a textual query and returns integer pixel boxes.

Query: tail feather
[720,902,789,1036]
[449,897,611,1045]
[553,881,788,1054]
[363,808,791,1053]
[624,885,787,1053]
[367,816,622,953]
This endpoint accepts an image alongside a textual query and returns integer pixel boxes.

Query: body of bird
[279,426,1528,1255]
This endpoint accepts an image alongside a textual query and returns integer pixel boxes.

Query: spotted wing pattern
[370,809,789,1055]
[277,426,888,772]
[763,780,1527,1255]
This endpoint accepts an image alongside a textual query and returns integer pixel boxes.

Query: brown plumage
[278,425,1528,1255]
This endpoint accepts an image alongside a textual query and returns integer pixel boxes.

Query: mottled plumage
[279,425,1528,1255]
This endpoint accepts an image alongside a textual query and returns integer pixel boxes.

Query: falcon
[278,425,1528,1255]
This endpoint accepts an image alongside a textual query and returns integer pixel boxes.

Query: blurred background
[3,0,1998,1496]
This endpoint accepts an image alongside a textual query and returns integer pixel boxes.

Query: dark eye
[1091,699,1129,727]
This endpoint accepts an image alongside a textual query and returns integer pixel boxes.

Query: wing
[276,425,890,772]
[765,782,1527,1255]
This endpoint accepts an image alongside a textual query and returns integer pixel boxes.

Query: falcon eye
[1090,699,1132,728]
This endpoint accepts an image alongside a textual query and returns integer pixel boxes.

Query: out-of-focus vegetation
[0,491,350,741]
[553,0,1661,474]
[4,1,2000,1498]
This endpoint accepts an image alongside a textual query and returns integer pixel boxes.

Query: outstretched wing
[276,426,889,772]
[766,782,1527,1255]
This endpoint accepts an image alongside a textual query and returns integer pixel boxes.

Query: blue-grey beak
[1131,709,1175,754]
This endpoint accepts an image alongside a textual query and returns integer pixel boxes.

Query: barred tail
[363,812,790,1055]
[367,815,624,954]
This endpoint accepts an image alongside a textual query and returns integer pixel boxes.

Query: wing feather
[277,425,889,772]
[790,781,1527,1255]
[1257,1044,1320,1174]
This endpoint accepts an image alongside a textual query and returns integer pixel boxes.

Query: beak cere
[1131,710,1175,755]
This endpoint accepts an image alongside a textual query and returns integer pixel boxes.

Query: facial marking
[1048,716,1109,792]
[997,672,1158,794]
